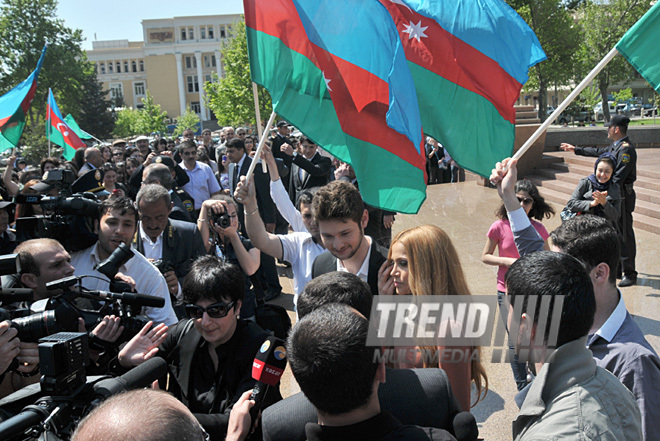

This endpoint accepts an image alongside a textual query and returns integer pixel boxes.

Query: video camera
[13,169,100,252]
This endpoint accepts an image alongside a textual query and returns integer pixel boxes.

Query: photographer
[118,257,281,440]
[70,196,177,325]
[134,184,206,300]
[0,197,16,255]
[198,196,260,320]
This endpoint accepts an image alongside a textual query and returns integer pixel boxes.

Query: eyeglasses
[517,197,533,205]
[185,301,235,319]
[237,132,246,136]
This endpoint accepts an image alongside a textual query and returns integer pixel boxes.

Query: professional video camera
[13,169,100,252]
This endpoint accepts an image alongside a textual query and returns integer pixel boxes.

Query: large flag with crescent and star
[0,44,48,152]
[47,89,86,160]
[245,0,545,212]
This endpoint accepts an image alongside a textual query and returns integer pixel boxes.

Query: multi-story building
[86,14,241,124]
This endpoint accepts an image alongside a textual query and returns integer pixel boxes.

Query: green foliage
[134,91,168,135]
[0,0,89,127]
[204,19,272,127]
[19,119,62,163]
[579,84,601,108]
[77,69,115,139]
[113,108,140,138]
[612,87,633,104]
[173,105,201,136]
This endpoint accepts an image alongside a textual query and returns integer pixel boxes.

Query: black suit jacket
[133,218,206,282]
[170,191,193,222]
[270,133,292,161]
[284,152,332,204]
[262,368,461,441]
[311,238,388,296]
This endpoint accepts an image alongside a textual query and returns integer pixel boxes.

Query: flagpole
[512,47,620,161]
[244,111,277,186]
[252,82,268,173]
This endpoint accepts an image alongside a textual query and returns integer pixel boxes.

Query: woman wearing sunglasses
[118,256,280,440]
[481,178,554,391]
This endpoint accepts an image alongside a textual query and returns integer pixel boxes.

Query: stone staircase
[524,149,660,235]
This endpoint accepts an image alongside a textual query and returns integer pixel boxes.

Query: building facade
[86,14,241,123]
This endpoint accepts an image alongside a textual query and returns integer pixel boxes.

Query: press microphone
[93,357,168,398]
[249,336,287,422]
[88,291,165,308]
[452,411,479,441]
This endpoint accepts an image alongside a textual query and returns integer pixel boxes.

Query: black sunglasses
[517,197,533,205]
[185,301,235,319]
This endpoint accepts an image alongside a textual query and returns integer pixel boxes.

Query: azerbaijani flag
[47,89,86,160]
[245,0,428,213]
[380,0,546,178]
[0,44,48,152]
[616,1,660,94]
[64,114,93,140]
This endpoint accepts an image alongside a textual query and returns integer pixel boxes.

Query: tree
[508,0,582,121]
[578,0,650,122]
[77,68,115,139]
[113,108,140,138]
[204,19,272,127]
[612,87,632,104]
[173,105,200,136]
[135,91,168,135]
[0,0,90,128]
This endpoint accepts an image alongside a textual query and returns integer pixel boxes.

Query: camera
[211,209,231,228]
[151,259,173,275]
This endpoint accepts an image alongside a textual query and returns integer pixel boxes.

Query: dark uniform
[575,134,637,282]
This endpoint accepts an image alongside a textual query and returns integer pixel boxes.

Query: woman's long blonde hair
[389,224,488,406]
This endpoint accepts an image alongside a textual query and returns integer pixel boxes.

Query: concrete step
[515,111,539,120]
[515,105,535,112]
[546,151,660,180]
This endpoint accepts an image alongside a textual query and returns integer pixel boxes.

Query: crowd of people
[0,114,657,441]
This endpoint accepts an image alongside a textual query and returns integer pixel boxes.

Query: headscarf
[588,152,616,192]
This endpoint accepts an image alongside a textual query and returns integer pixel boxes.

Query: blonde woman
[379,225,488,411]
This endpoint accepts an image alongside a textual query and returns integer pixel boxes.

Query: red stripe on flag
[48,107,86,149]
[381,0,521,124]
[20,81,39,114]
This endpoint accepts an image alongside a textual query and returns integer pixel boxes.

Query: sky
[56,0,245,50]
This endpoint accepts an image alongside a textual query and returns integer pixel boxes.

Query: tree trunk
[600,80,610,122]
[537,65,547,122]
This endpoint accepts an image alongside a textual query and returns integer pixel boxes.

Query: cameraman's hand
[118,321,168,368]
[15,342,39,374]
[115,272,136,292]
[0,321,19,375]
[163,270,179,296]
[92,315,124,344]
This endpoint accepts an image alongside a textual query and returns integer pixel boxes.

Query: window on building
[211,55,216,67]
[108,62,114,73]
[181,28,187,40]
[100,63,106,75]
[188,28,194,40]
[204,55,210,68]
[139,60,144,72]
[220,26,226,38]
[116,62,121,73]
[208,26,214,39]
[205,74,213,83]
[109,82,123,101]
[124,61,129,73]
[134,82,145,97]
[200,27,206,39]
[185,56,192,69]
[187,76,199,93]
[132,61,137,72]
[191,102,201,113]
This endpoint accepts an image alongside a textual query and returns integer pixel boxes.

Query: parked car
[642,104,658,117]
[594,101,616,121]
[615,103,633,117]
[556,103,593,124]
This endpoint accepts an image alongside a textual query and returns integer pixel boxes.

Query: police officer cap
[604,114,630,128]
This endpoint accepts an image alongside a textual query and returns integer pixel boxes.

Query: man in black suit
[311,180,387,295]
[142,162,193,222]
[270,120,292,162]
[134,184,206,301]
[279,136,332,205]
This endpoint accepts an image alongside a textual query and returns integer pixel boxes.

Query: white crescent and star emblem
[56,122,70,137]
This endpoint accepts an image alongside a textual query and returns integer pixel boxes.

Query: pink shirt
[486,218,549,292]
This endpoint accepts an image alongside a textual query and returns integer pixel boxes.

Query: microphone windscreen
[251,336,287,386]
[94,357,167,398]
[452,411,478,441]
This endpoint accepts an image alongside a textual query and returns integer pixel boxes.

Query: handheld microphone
[93,357,168,398]
[249,336,287,422]
[452,411,479,441]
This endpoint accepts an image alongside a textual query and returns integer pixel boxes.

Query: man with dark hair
[72,389,207,441]
[134,185,206,301]
[269,120,292,162]
[561,114,637,287]
[70,196,177,325]
[0,197,16,255]
[297,271,372,319]
[179,139,222,215]
[311,180,387,296]
[505,251,641,438]
[279,136,331,205]
[287,303,456,441]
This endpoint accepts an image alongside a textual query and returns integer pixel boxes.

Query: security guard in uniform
[560,114,637,286]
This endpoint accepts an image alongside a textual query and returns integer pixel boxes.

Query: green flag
[64,114,92,139]
[616,2,660,94]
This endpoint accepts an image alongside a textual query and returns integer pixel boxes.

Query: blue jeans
[498,291,529,391]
